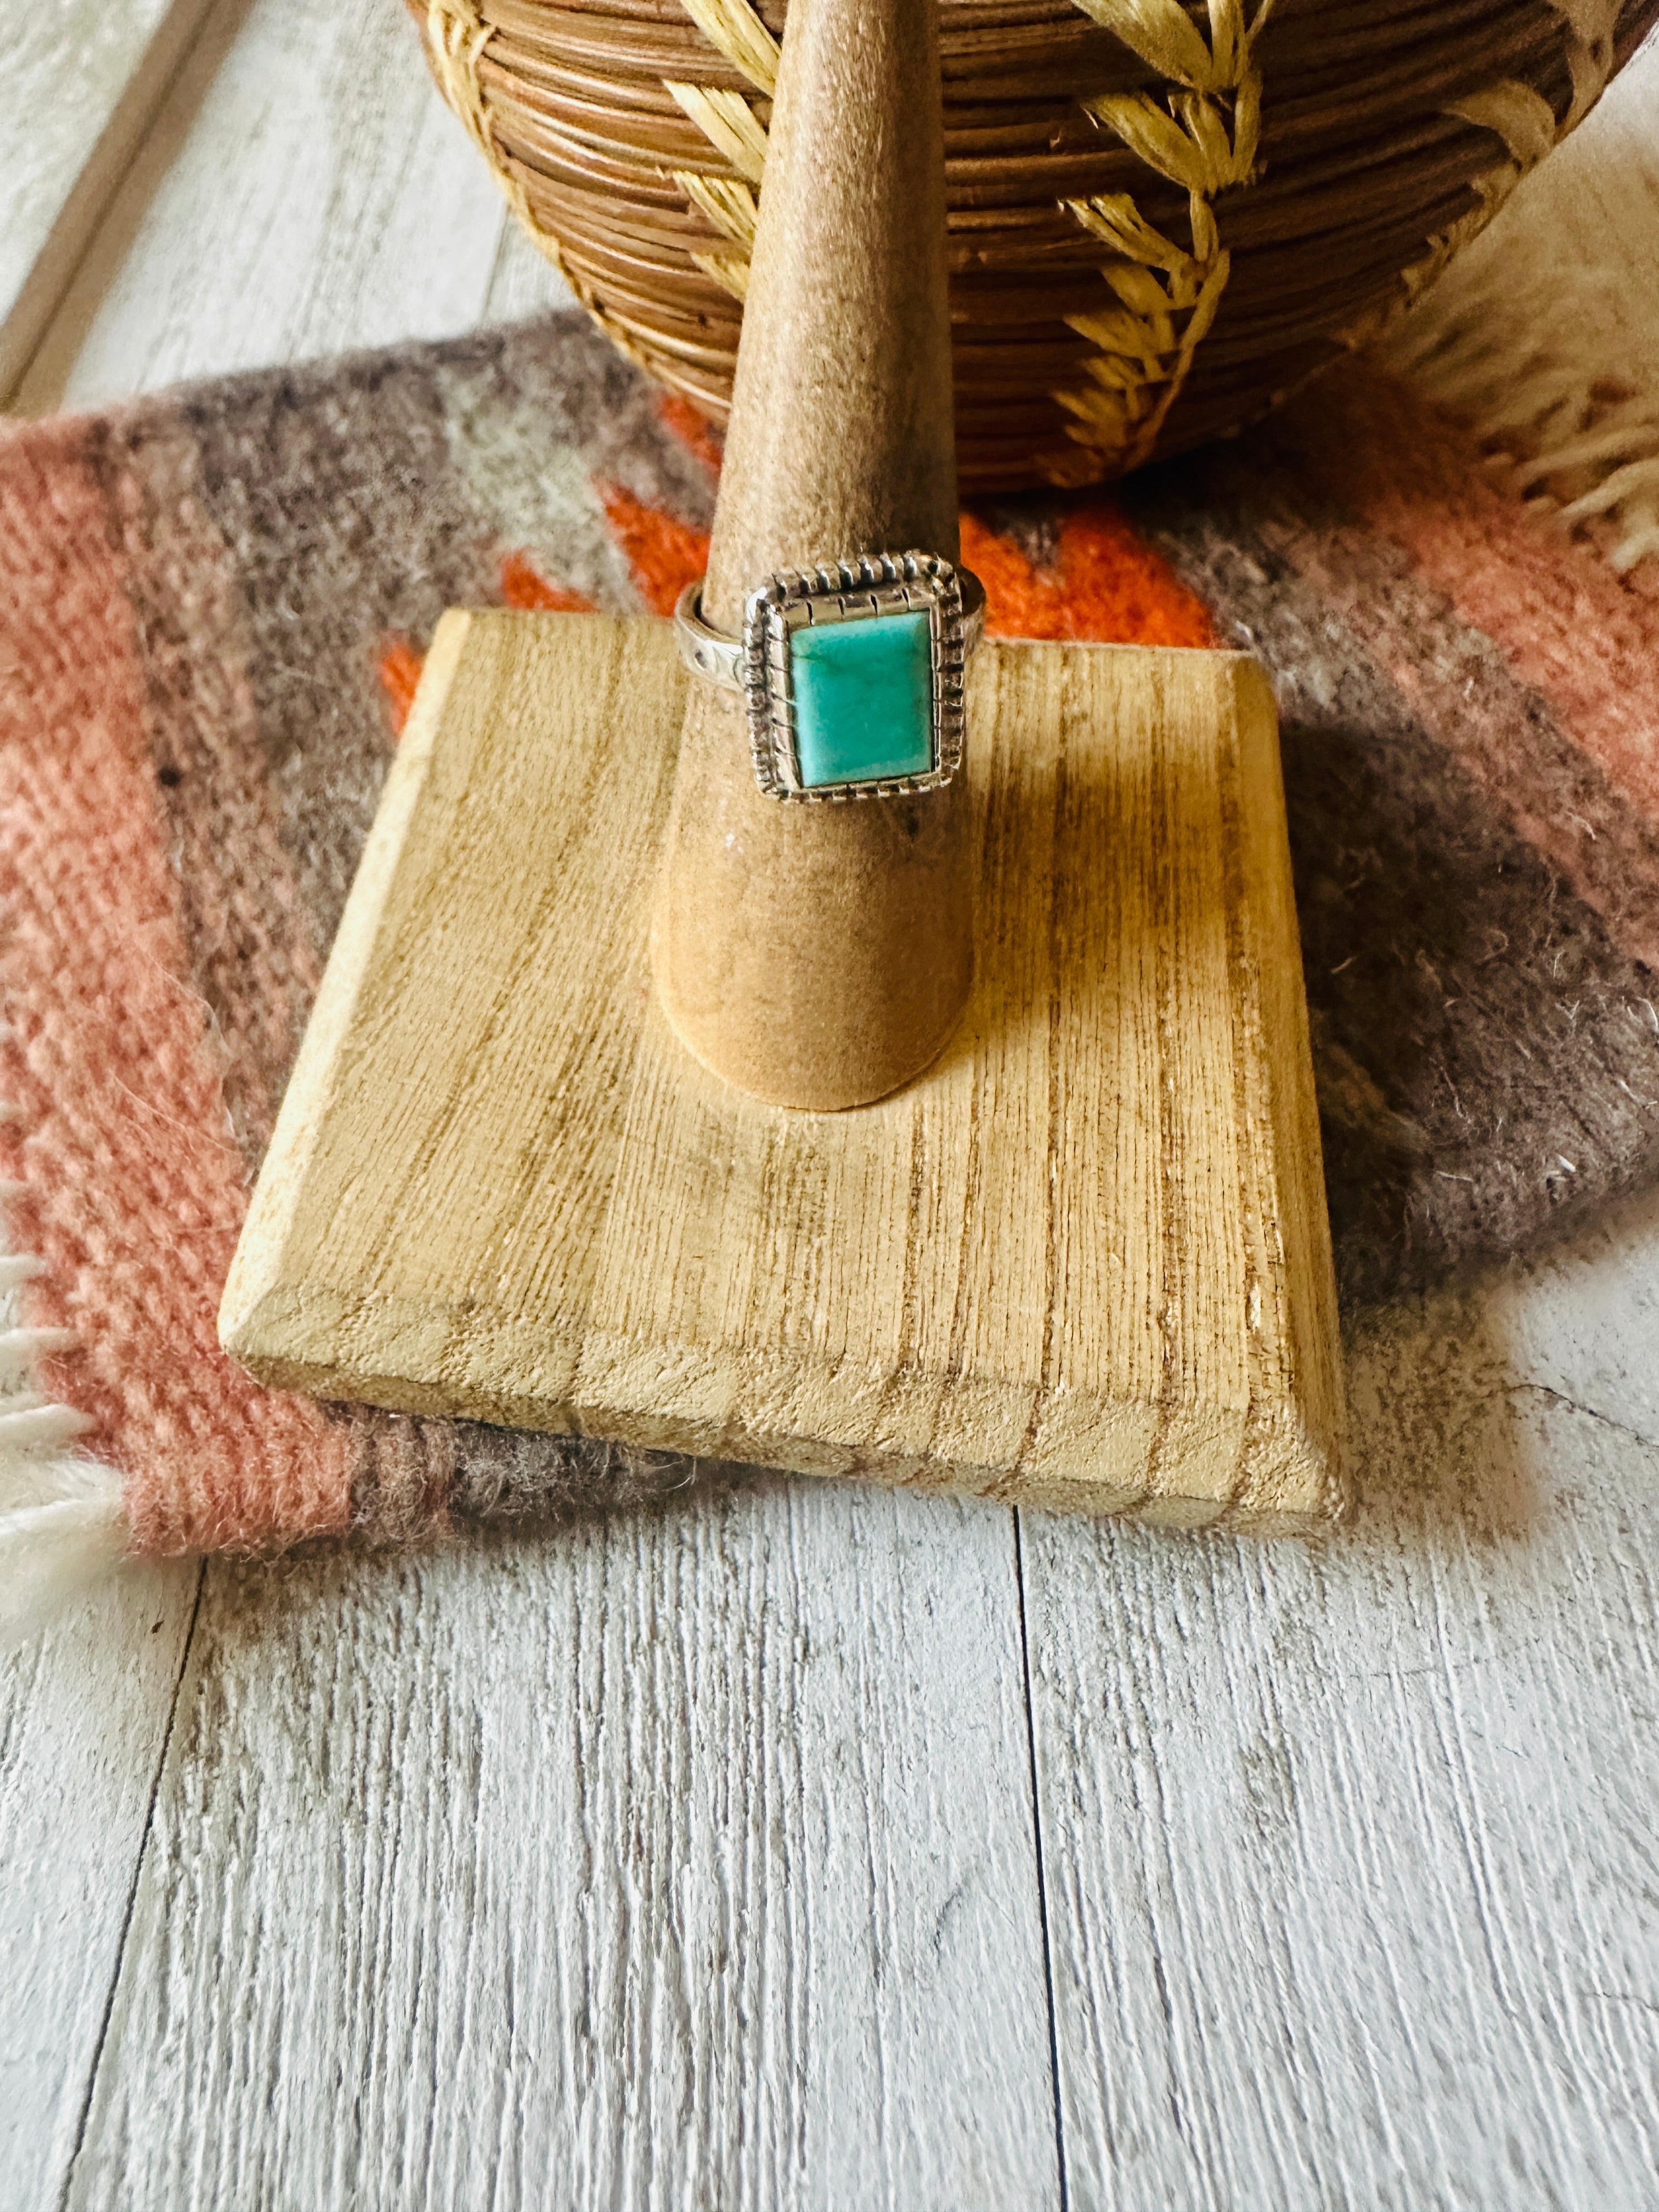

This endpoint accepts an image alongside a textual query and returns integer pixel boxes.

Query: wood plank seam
[54,1559,206,2212]
[1,0,225,405]
[1014,1507,1074,2212]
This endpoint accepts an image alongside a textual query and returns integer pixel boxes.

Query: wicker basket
[416,0,1658,492]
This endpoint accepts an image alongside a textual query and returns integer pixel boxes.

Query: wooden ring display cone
[651,0,970,1110]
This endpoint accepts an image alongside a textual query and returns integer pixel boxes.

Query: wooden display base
[219,611,1345,1530]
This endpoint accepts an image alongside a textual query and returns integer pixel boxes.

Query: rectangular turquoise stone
[790,608,935,789]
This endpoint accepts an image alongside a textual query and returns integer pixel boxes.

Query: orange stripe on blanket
[0,421,354,1556]
[377,634,425,737]
[599,483,712,616]
[594,483,1209,647]
[499,549,597,614]
[962,505,1216,647]
[656,391,724,477]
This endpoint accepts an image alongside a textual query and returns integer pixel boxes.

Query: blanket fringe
[0,1448,128,1646]
[1385,38,1659,576]
[0,1235,128,1646]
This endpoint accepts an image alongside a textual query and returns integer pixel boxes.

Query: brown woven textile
[3,312,1657,1560]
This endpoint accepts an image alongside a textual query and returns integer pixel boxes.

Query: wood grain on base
[219,610,1344,1527]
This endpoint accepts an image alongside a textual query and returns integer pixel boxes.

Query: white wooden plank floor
[0,0,219,400]
[3,5,1658,2205]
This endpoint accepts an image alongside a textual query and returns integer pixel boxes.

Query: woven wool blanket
[4,304,1658,1628]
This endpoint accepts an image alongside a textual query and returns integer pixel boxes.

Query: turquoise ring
[674,552,984,802]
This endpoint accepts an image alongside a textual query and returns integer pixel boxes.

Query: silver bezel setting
[741,552,968,803]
